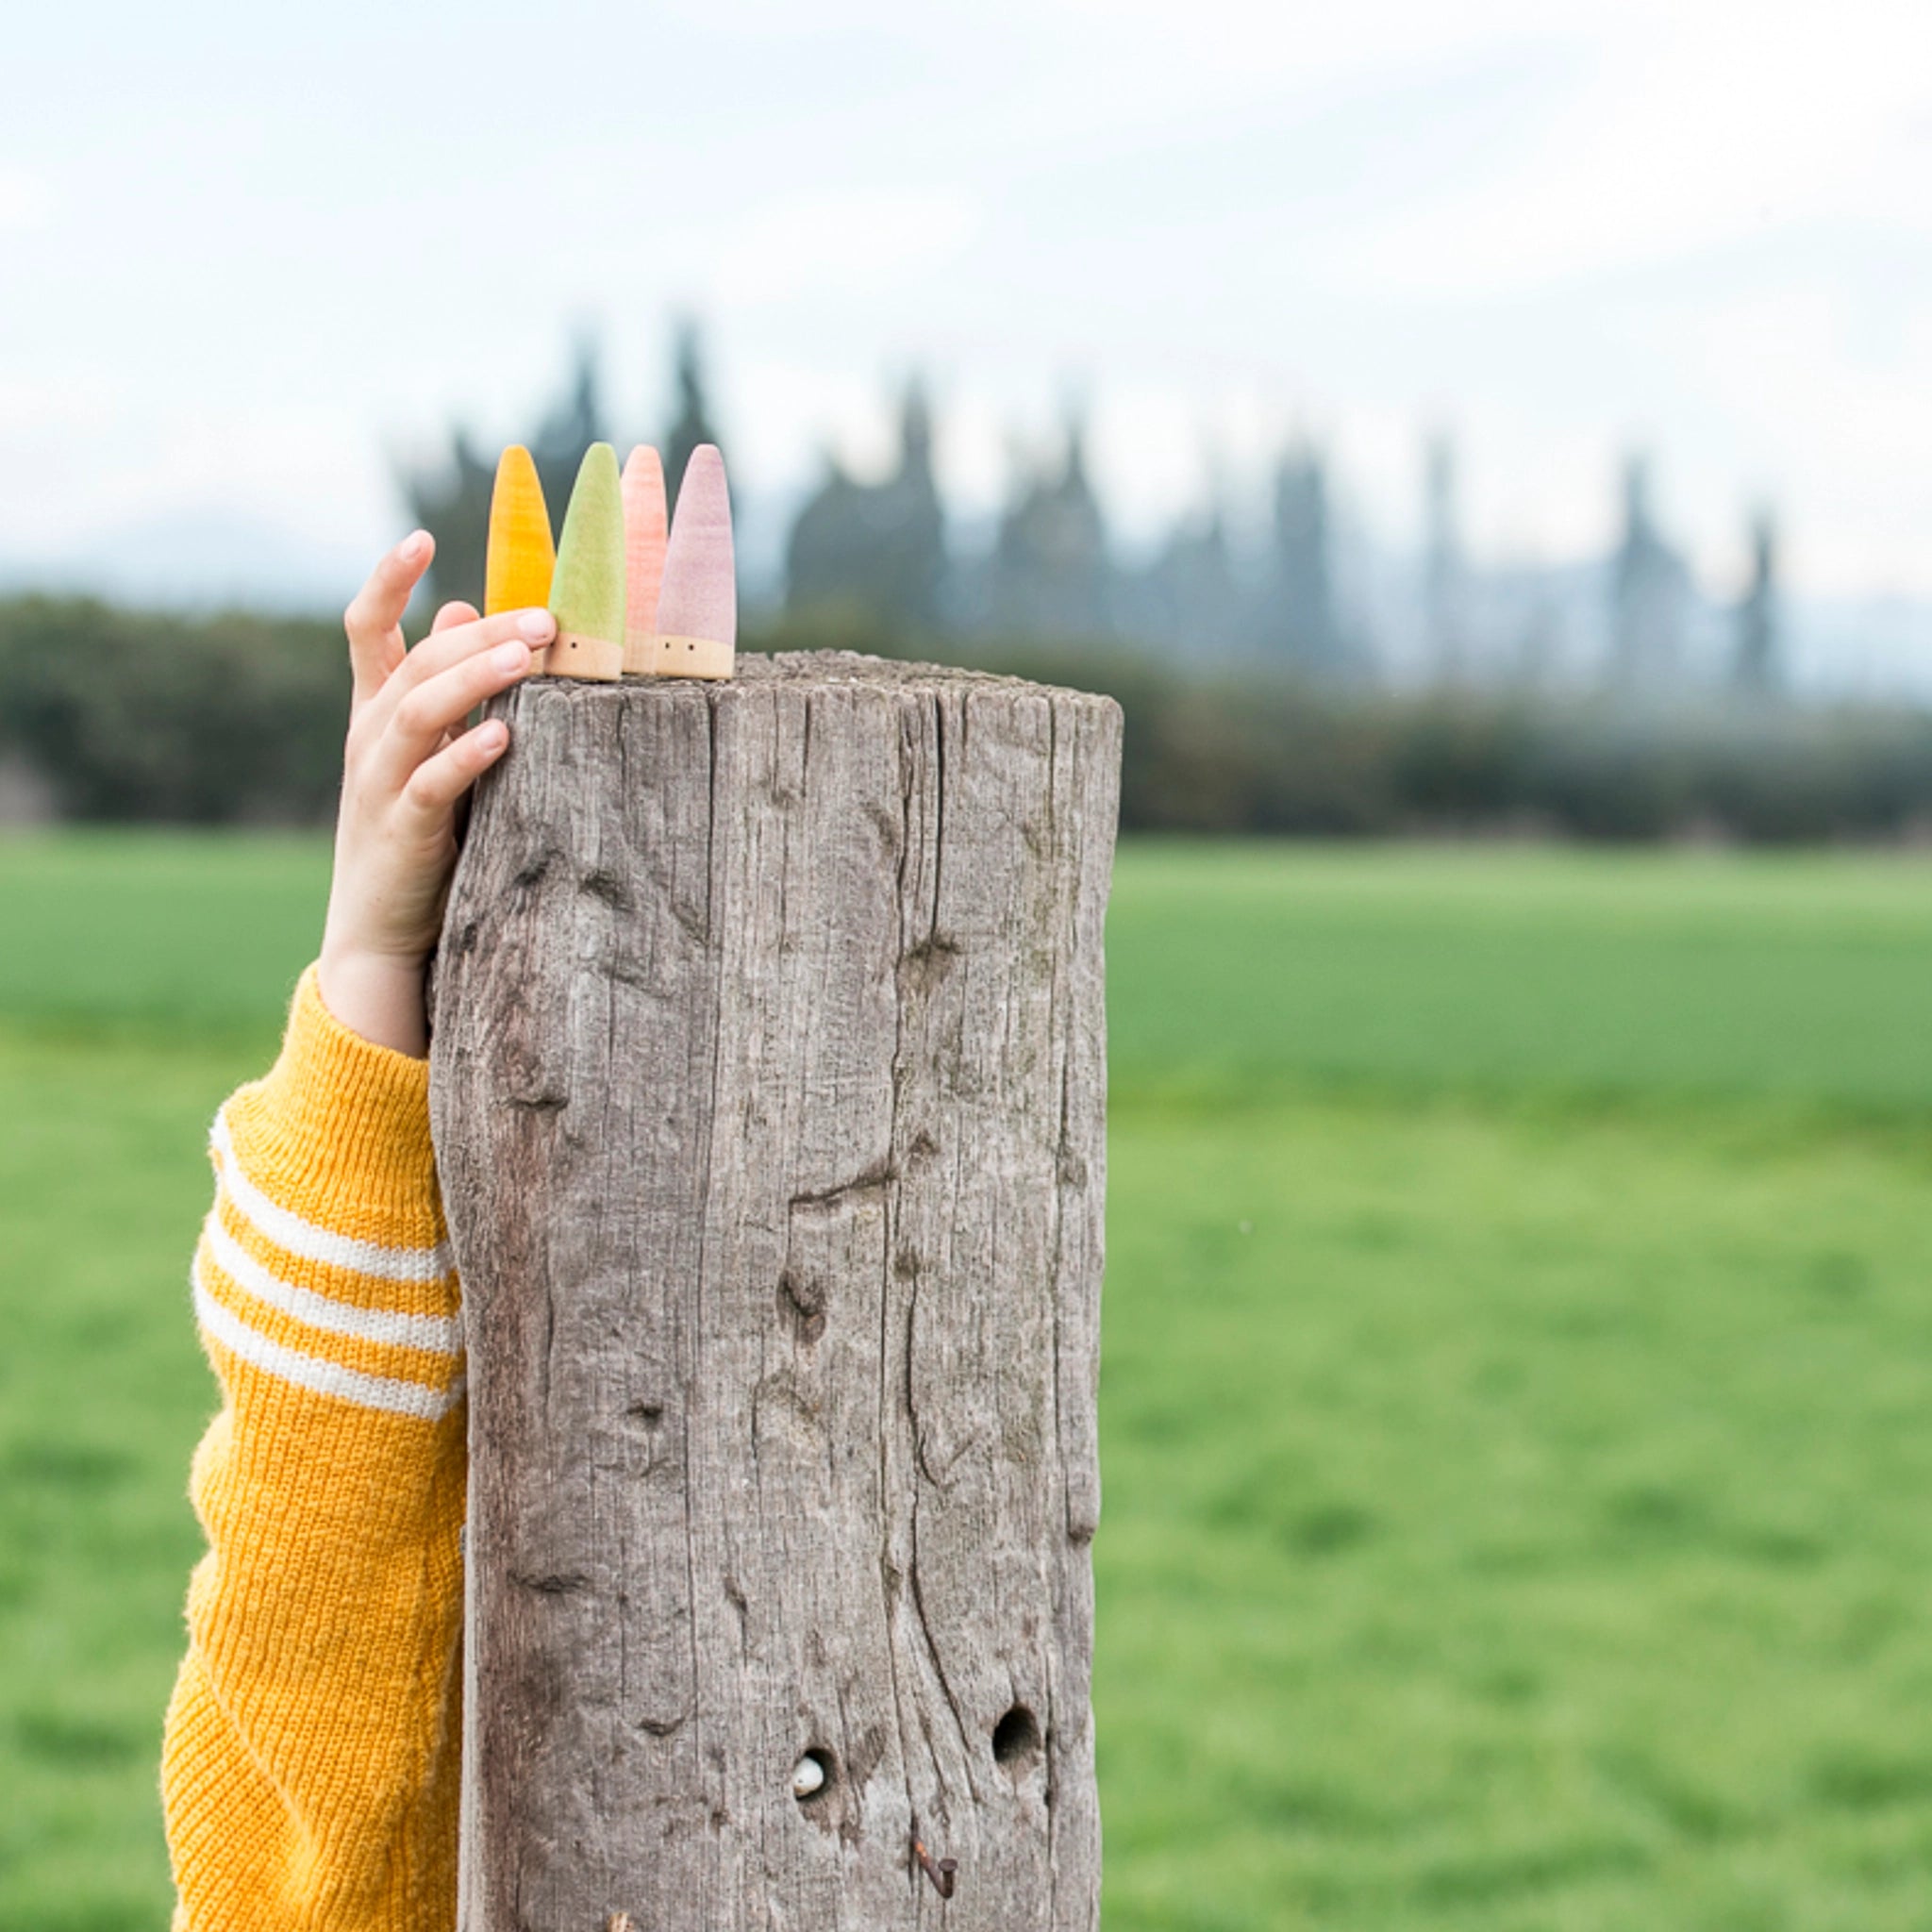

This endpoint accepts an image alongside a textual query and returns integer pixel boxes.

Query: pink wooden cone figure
[650,444,736,681]
[619,445,669,676]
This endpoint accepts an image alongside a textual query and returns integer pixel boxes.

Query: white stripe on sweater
[209,1109,455,1283]
[192,1279,466,1421]
[199,1214,462,1357]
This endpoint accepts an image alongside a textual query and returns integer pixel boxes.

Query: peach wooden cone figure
[619,445,669,676]
[483,445,555,619]
[545,442,627,682]
[650,444,736,680]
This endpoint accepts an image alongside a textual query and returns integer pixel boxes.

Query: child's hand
[317,532,555,1057]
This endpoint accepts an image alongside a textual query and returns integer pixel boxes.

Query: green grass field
[5,833,1932,1928]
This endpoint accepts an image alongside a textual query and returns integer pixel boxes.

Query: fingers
[345,532,434,702]
[418,601,482,747]
[373,638,537,786]
[400,716,510,822]
[376,606,556,712]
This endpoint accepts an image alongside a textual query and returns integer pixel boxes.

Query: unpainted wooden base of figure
[540,632,625,682]
[626,633,735,681]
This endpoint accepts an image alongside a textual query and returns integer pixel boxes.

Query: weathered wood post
[429,653,1122,1929]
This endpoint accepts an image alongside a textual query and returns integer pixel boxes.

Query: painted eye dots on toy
[485,441,736,684]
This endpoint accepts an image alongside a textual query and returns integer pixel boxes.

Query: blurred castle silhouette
[785,386,1361,675]
[404,334,1782,697]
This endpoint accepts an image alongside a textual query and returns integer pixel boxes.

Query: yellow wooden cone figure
[546,443,627,682]
[483,445,555,619]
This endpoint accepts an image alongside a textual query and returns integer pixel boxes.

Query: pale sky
[4,0,1930,603]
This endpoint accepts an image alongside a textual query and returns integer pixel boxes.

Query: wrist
[316,941,430,1058]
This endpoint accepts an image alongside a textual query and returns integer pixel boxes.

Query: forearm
[163,966,467,1931]
[315,943,431,1061]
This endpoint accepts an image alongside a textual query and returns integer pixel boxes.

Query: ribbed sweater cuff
[225,964,445,1252]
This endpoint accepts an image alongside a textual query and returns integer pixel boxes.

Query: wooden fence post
[429,653,1122,1929]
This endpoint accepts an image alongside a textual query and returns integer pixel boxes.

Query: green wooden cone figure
[545,442,626,681]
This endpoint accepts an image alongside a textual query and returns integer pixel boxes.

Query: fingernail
[494,641,531,673]
[398,530,429,562]
[519,608,557,641]
[477,720,508,751]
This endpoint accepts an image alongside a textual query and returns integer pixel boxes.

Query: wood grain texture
[429,652,1122,1931]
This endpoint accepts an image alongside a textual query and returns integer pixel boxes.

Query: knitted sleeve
[161,966,467,1932]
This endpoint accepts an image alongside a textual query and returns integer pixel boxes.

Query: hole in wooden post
[793,1748,836,1808]
[992,1704,1042,1773]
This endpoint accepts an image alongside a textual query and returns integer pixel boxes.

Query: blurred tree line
[6,590,1930,842]
[0,331,1917,839]
[0,597,348,822]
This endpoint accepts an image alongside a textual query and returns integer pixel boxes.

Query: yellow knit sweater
[161,966,466,1930]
